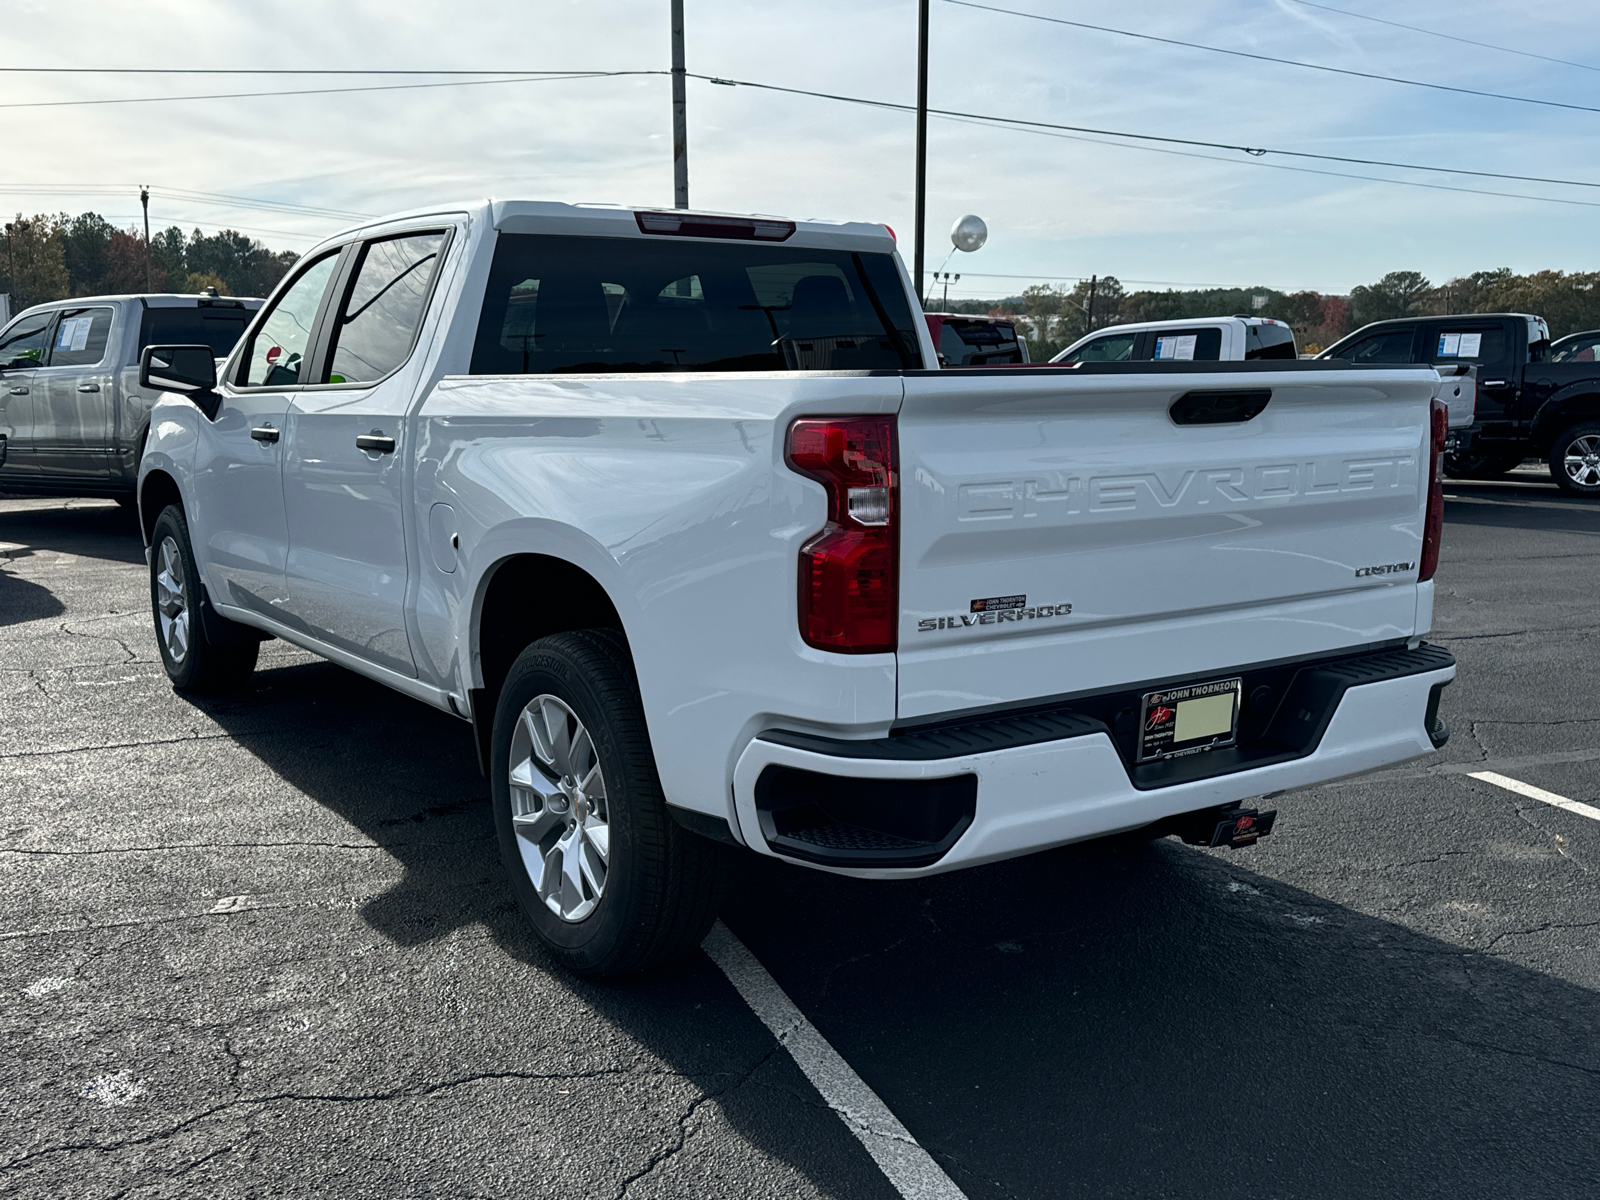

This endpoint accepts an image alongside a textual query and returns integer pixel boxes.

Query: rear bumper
[731,645,1455,878]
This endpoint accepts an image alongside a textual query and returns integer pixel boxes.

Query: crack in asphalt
[0,731,237,761]
[0,836,492,856]
[2,1064,738,1175]
[1433,626,1599,642]
[55,620,143,665]
[613,1044,784,1200]
[1484,919,1600,951]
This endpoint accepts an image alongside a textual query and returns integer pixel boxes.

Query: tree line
[951,268,1600,359]
[2,211,298,312]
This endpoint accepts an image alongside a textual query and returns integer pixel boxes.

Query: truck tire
[490,629,725,978]
[1548,421,1600,497]
[1442,450,1524,480]
[149,505,260,692]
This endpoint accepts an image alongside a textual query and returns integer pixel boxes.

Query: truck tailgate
[896,366,1439,720]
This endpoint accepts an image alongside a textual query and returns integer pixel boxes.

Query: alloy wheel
[154,536,191,665]
[507,693,610,922]
[1562,434,1600,488]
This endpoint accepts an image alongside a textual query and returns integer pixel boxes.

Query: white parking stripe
[702,921,970,1200]
[1469,771,1600,822]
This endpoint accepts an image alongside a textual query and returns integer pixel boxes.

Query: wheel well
[138,470,183,543]
[1533,394,1600,455]
[474,554,625,719]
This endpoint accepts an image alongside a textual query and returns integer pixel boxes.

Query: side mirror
[140,344,217,393]
[141,344,221,420]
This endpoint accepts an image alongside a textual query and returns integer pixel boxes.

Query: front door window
[239,254,340,387]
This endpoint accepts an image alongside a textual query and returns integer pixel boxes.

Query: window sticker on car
[1154,334,1197,361]
[56,316,93,353]
[1438,332,1483,358]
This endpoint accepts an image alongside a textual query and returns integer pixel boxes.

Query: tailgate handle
[1170,389,1271,426]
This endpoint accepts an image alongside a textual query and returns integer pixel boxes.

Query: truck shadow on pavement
[1443,483,1600,536]
[0,499,146,563]
[186,657,1600,1200]
[0,547,66,627]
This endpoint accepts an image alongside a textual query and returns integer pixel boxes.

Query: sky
[4,0,1600,301]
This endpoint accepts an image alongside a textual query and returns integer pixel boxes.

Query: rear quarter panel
[414,372,905,822]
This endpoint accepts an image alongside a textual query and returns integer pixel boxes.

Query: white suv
[1051,316,1297,363]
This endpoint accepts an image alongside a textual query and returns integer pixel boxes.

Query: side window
[1062,332,1136,363]
[239,253,341,387]
[1340,329,1415,364]
[0,312,52,368]
[1552,335,1600,364]
[325,231,448,384]
[45,307,114,368]
[1150,328,1223,361]
[1426,326,1506,365]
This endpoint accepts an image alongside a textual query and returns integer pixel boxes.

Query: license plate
[1137,677,1242,763]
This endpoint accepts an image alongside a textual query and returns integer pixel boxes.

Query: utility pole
[1084,274,1098,336]
[914,0,929,303]
[671,0,688,209]
[140,187,152,291]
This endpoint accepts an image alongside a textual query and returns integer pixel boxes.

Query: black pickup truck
[1320,312,1600,496]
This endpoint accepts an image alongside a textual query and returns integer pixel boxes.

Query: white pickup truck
[136,201,1456,976]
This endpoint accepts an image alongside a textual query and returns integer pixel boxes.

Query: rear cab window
[1245,323,1297,360]
[937,318,1025,366]
[470,234,919,374]
[140,304,255,359]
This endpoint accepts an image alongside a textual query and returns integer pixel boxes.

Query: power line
[95,214,326,242]
[696,74,1600,201]
[0,70,662,111]
[0,67,627,75]
[931,107,1600,209]
[942,0,1600,117]
[1287,0,1600,75]
[0,185,370,221]
[10,57,1600,194]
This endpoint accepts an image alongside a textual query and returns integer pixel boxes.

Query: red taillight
[786,417,897,653]
[1419,397,1447,582]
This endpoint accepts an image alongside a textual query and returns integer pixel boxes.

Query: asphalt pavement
[1,469,1596,1199]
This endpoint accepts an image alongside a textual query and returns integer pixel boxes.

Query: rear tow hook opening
[1154,803,1279,849]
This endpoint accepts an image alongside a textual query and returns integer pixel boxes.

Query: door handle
[355,430,396,454]
[77,383,101,393]
[8,387,27,395]
[250,425,280,444]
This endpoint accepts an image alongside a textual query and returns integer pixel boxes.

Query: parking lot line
[1469,771,1600,822]
[702,921,970,1200]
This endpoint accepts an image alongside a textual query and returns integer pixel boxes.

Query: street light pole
[140,187,151,291]
[671,0,688,209]
[914,0,929,304]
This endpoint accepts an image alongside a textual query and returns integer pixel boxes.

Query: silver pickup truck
[0,292,261,501]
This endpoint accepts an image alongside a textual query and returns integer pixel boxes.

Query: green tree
[1349,271,1432,324]
[151,226,188,285]
[62,212,116,296]
[3,214,70,310]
